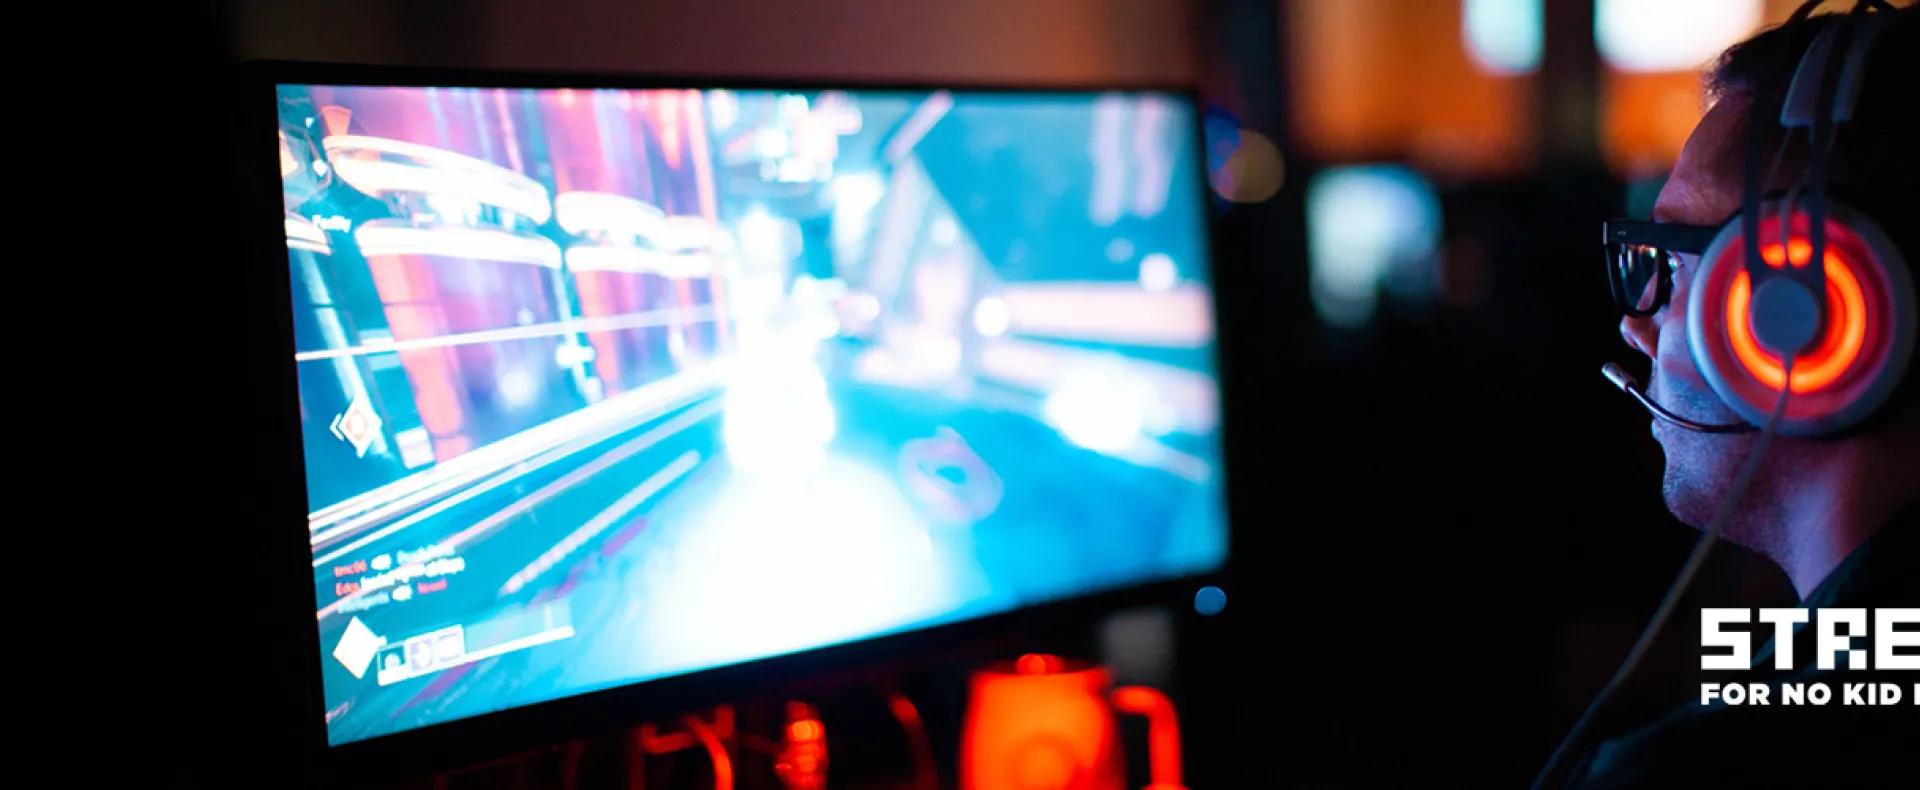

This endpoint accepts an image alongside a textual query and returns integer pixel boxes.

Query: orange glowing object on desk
[960,655,1185,790]
[775,701,828,790]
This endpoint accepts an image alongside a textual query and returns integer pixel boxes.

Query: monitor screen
[277,82,1228,746]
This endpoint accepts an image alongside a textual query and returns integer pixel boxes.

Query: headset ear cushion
[1686,202,1915,437]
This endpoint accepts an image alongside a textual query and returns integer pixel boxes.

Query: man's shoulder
[1568,674,1916,789]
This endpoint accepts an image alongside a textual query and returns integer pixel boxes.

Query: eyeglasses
[1603,220,1721,317]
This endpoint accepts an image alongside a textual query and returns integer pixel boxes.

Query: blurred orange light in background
[1289,0,1833,177]
[1287,0,1537,177]
[1600,69,1714,178]
[1599,0,1816,176]
[1209,128,1284,203]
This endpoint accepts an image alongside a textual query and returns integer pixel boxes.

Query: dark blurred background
[177,0,1851,787]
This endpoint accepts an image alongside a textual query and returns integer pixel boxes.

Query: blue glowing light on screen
[278,83,1230,746]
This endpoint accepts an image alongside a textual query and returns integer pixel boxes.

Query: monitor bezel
[229,59,1243,787]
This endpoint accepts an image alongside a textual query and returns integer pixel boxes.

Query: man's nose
[1620,271,1662,357]
[1621,313,1659,358]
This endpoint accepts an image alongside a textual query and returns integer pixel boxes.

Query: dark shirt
[1562,504,1920,789]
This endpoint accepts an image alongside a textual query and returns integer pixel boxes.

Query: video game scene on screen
[278,84,1228,745]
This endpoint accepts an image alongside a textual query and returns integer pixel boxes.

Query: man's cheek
[1656,318,1695,380]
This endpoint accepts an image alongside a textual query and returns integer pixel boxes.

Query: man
[1558,5,1918,788]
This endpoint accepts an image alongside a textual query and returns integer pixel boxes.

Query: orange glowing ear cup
[1724,246,1869,394]
[1687,203,1916,437]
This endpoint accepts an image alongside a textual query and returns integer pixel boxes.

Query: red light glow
[1759,239,1814,268]
[1017,654,1066,675]
[1725,246,1868,393]
[962,659,1120,790]
[1111,687,1184,790]
[776,703,827,790]
[788,719,823,742]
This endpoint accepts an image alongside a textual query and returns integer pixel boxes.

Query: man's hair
[1706,3,1919,416]
[1705,3,1918,204]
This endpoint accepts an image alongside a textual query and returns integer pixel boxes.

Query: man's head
[1621,4,1919,570]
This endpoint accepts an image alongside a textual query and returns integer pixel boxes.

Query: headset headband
[1739,1,1888,357]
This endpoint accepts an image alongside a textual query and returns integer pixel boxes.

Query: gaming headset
[1603,0,1914,439]
[1544,3,1911,787]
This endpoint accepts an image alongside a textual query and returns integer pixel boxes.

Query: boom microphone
[1601,363,1757,434]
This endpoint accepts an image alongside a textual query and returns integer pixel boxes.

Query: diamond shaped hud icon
[332,616,382,679]
[330,395,382,457]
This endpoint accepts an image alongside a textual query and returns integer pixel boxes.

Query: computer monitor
[256,64,1230,765]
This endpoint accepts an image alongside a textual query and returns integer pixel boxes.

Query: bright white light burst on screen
[972,297,1011,337]
[830,172,886,253]
[738,208,791,265]
[1139,253,1179,292]
[1464,0,1543,74]
[1043,372,1150,454]
[1596,0,1763,73]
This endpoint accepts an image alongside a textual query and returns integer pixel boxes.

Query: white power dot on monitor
[1140,253,1178,292]
[973,297,1011,336]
